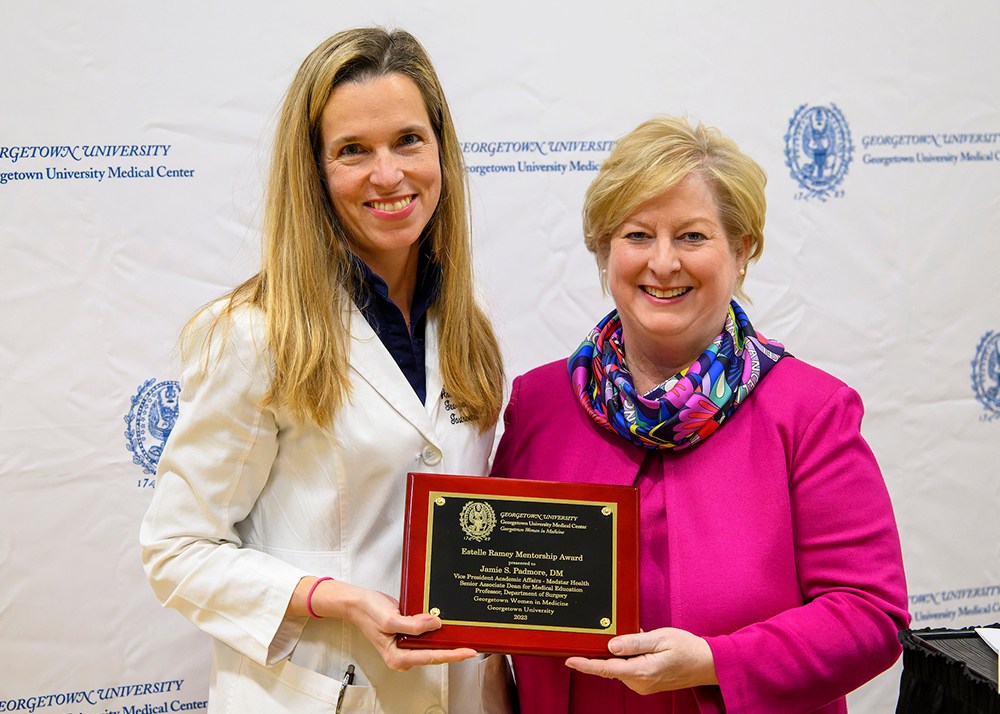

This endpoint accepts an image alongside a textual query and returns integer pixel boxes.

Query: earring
[739,268,745,276]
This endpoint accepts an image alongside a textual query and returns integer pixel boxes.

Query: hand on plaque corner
[341,583,479,671]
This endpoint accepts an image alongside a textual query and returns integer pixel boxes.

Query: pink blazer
[491,357,909,714]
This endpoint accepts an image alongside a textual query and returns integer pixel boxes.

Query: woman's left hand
[565,627,718,695]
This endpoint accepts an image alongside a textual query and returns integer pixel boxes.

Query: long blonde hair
[193,28,503,431]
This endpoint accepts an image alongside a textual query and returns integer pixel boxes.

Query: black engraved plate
[425,493,616,633]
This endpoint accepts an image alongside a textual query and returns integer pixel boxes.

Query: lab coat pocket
[229,654,375,713]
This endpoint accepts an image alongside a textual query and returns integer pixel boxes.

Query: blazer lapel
[570,381,646,488]
[348,307,439,445]
[512,655,571,714]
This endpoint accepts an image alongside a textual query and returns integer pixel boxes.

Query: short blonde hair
[583,115,767,299]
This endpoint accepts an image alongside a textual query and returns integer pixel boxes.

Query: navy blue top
[350,250,440,404]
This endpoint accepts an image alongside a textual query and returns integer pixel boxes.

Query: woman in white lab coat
[141,28,505,713]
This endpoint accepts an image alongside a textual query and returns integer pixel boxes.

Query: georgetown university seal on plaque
[784,104,853,200]
[972,332,1000,421]
[459,501,496,542]
[125,378,180,474]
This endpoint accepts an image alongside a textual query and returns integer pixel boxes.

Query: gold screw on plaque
[435,497,445,506]
[600,618,611,628]
[602,506,612,516]
[430,608,441,617]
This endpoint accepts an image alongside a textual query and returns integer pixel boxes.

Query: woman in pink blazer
[490,116,909,713]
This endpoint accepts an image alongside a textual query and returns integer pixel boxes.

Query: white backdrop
[2,2,999,712]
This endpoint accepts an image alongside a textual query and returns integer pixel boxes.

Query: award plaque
[398,473,639,658]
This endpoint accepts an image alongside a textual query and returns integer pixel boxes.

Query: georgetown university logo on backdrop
[125,379,180,474]
[784,104,853,201]
[972,332,1000,421]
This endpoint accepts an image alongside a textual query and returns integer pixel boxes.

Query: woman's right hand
[288,576,478,671]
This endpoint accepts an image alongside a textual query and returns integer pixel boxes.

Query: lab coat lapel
[423,313,444,420]
[348,307,439,444]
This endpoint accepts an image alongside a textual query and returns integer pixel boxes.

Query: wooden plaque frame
[398,473,639,658]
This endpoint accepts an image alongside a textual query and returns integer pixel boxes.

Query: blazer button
[422,446,442,466]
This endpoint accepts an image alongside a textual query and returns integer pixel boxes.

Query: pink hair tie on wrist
[307,577,334,619]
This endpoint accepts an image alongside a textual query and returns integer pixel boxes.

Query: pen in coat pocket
[335,664,355,714]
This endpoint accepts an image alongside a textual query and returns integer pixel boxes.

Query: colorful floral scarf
[569,301,785,451]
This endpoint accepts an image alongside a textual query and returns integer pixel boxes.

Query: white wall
[2,2,999,712]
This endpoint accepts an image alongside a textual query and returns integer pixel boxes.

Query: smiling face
[606,172,749,387]
[319,73,442,282]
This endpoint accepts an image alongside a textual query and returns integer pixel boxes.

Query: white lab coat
[140,301,499,714]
